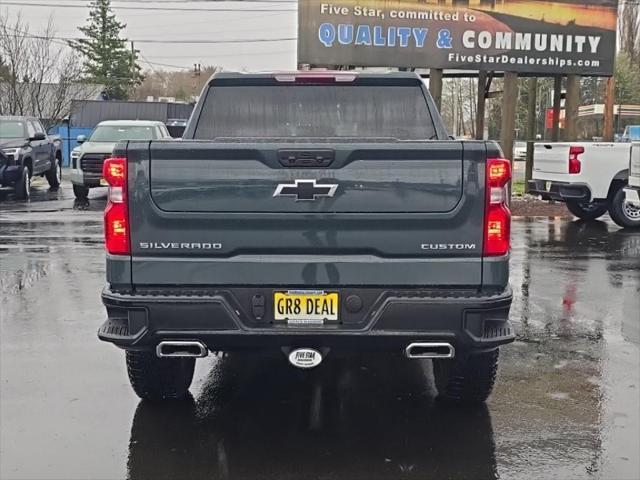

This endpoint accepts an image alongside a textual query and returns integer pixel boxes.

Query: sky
[1,0,299,72]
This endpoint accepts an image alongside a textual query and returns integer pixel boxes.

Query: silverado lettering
[139,242,222,250]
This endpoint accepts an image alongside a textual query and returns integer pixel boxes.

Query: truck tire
[433,348,499,405]
[15,165,31,200]
[73,184,89,200]
[126,350,195,401]
[608,186,640,229]
[45,156,61,188]
[565,200,608,220]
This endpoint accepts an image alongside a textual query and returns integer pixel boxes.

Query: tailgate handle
[278,149,334,168]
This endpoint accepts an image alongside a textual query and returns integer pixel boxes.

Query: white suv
[70,120,172,199]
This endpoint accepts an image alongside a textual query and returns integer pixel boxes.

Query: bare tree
[133,65,219,102]
[0,11,97,128]
[440,77,477,138]
[619,2,640,67]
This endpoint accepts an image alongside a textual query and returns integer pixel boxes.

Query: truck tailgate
[533,143,572,174]
[125,142,490,288]
[149,142,462,213]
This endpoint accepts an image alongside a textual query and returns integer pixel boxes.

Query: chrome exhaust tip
[404,342,455,359]
[156,341,208,358]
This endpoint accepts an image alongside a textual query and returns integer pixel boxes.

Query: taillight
[484,158,511,256]
[568,146,583,174]
[102,157,129,255]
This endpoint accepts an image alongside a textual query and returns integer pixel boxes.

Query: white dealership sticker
[288,348,323,369]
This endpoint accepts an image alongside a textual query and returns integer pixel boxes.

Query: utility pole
[564,74,580,141]
[429,68,443,112]
[130,41,135,98]
[525,77,537,193]
[603,76,615,142]
[551,76,562,141]
[475,70,487,140]
[192,63,201,100]
[500,71,518,161]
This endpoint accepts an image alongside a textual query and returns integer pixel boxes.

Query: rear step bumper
[527,180,591,203]
[99,286,514,352]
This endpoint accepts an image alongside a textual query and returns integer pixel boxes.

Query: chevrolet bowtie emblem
[273,180,338,201]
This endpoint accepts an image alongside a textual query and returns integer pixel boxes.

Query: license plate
[100,178,108,186]
[545,181,552,191]
[274,290,339,322]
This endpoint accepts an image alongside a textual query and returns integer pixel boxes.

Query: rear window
[193,85,436,141]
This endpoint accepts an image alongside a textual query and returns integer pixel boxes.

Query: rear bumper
[527,179,591,202]
[99,286,514,353]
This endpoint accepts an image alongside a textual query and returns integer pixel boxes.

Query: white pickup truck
[528,142,640,229]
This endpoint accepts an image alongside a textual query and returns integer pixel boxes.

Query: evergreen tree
[69,0,143,99]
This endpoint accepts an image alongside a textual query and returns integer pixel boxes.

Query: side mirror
[77,135,87,144]
[30,132,46,141]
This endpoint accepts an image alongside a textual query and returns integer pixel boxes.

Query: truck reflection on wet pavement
[0,182,638,480]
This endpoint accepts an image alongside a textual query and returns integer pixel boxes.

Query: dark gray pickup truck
[99,71,514,404]
[0,116,62,199]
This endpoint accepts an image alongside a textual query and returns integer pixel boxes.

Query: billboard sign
[298,0,618,75]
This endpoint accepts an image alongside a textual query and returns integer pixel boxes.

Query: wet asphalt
[0,180,639,480]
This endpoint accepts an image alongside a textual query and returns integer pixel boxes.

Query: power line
[89,11,290,33]
[145,49,294,58]
[1,31,297,44]
[1,2,296,12]
[117,37,296,44]
[1,26,295,71]
[25,0,296,3]
[140,56,196,70]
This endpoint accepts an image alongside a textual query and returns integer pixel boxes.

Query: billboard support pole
[500,71,518,162]
[551,76,562,141]
[603,76,615,141]
[564,74,580,141]
[429,68,443,111]
[475,70,488,140]
[525,77,537,193]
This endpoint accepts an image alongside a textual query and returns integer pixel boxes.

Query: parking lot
[1,179,639,480]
